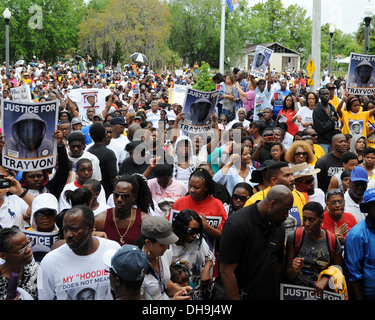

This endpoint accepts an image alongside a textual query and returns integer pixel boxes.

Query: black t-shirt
[315,151,343,193]
[219,203,285,300]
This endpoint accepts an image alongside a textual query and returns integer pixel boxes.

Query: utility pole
[311,0,321,92]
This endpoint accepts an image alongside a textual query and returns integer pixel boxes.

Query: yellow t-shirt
[340,110,371,137]
[244,186,306,230]
[329,96,340,110]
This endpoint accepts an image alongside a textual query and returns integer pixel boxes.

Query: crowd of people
[0,57,374,302]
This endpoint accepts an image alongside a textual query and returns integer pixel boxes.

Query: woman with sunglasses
[226,182,253,217]
[322,189,357,245]
[285,140,316,167]
[0,226,38,300]
[95,174,152,246]
[170,209,215,297]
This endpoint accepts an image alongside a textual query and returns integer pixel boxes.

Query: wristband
[18,188,28,198]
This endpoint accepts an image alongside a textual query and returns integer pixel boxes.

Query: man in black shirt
[219,185,294,300]
[315,133,347,193]
[312,87,339,154]
[87,123,118,199]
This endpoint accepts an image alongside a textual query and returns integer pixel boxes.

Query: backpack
[294,227,337,262]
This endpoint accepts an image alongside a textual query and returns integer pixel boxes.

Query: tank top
[104,208,142,245]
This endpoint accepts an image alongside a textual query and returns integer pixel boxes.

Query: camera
[0,178,10,189]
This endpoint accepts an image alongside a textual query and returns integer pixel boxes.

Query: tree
[0,0,86,63]
[78,0,172,69]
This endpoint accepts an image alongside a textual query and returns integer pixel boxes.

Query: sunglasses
[8,239,33,255]
[233,194,250,202]
[329,200,344,206]
[295,152,308,157]
[187,227,200,236]
[298,178,315,185]
[35,209,56,218]
[113,192,132,200]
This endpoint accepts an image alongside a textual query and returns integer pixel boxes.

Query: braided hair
[114,174,154,212]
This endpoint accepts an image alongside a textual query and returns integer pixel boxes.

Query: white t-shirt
[295,107,314,131]
[141,248,172,300]
[68,150,102,182]
[344,191,366,223]
[37,237,120,300]
[59,181,107,212]
[253,87,271,122]
[0,195,29,229]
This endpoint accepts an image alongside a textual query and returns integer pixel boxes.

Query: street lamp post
[329,25,335,75]
[364,2,374,54]
[3,8,11,76]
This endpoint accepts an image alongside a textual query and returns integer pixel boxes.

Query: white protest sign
[67,88,111,117]
[10,84,32,102]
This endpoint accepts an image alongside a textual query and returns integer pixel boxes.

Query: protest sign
[171,84,188,105]
[1,99,58,171]
[250,46,273,78]
[347,52,375,95]
[179,88,219,133]
[10,84,32,102]
[23,229,60,249]
[67,88,111,116]
[280,283,345,300]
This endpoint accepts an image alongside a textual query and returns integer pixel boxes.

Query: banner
[250,46,273,78]
[10,84,32,102]
[23,229,60,249]
[67,88,111,117]
[280,283,345,300]
[226,0,239,13]
[180,88,219,133]
[1,100,58,171]
[347,52,375,95]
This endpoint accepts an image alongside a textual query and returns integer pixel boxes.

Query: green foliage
[193,62,216,92]
[0,0,86,63]
[78,0,172,69]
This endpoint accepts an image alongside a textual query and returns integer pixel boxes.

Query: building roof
[243,42,301,55]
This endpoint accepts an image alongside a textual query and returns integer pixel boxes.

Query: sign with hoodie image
[1,99,58,171]
[250,45,273,78]
[180,88,219,133]
[347,53,375,95]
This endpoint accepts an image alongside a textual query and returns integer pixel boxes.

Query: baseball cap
[71,117,82,125]
[360,188,375,213]
[250,160,276,183]
[141,216,179,245]
[103,245,149,282]
[350,166,369,183]
[93,113,103,121]
[110,117,126,126]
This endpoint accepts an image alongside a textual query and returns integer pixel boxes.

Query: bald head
[266,185,293,204]
[258,185,294,226]
[127,123,141,141]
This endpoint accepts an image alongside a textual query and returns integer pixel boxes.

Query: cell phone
[0,179,10,189]
[184,285,199,296]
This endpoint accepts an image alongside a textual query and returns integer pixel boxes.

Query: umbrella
[16,60,25,65]
[130,53,147,63]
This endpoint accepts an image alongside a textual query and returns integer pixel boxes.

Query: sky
[257,0,375,35]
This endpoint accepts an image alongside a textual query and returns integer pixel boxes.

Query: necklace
[113,208,134,244]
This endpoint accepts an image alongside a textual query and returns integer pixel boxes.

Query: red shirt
[321,211,357,238]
